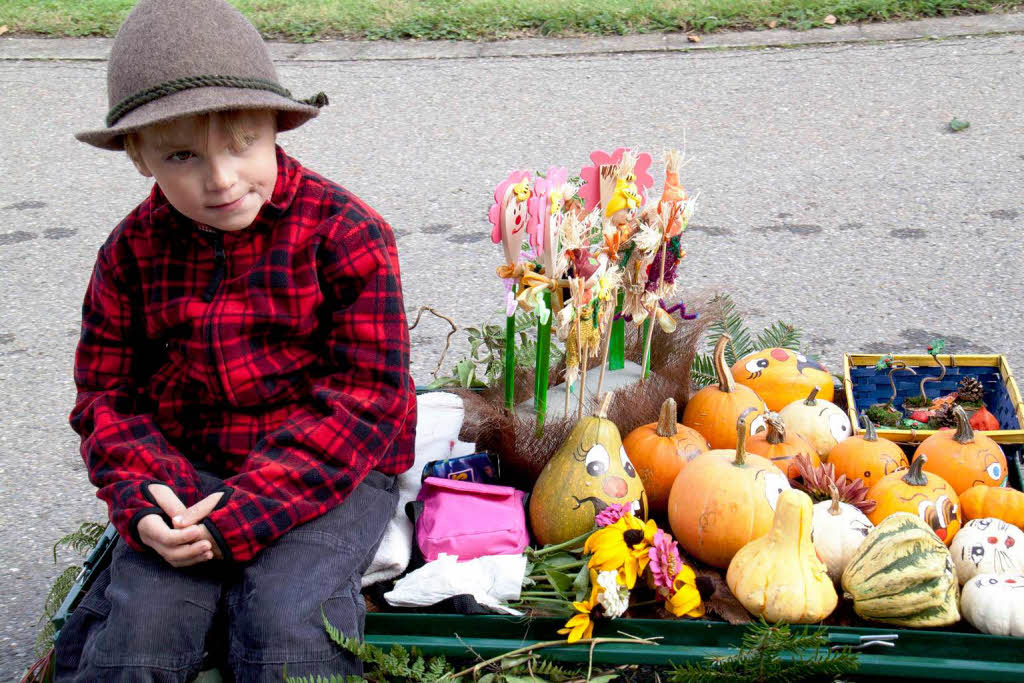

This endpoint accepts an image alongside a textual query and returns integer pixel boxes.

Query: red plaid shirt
[70,147,416,562]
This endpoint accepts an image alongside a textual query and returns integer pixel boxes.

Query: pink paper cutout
[527,166,568,270]
[578,148,654,213]
[488,170,532,266]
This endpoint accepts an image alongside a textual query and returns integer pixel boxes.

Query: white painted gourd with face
[960,573,1024,636]
[811,490,874,583]
[950,518,1024,584]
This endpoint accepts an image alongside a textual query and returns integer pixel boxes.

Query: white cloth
[383,553,527,615]
[362,391,476,586]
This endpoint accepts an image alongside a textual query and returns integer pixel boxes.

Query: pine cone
[792,455,876,514]
[956,376,985,405]
[930,403,958,429]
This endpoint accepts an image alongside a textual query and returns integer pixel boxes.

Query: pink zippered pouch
[415,477,528,562]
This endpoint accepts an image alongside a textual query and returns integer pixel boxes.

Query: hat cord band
[106,75,328,127]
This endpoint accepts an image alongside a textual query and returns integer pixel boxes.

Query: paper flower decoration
[527,165,568,264]
[578,148,653,214]
[488,170,532,266]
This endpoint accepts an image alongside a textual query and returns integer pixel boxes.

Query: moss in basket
[904,395,932,408]
[866,404,903,428]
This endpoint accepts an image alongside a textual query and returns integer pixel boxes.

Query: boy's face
[130,111,278,232]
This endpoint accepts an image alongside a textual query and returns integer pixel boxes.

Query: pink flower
[647,530,682,594]
[578,148,654,213]
[594,503,630,528]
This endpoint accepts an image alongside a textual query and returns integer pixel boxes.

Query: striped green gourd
[841,512,960,627]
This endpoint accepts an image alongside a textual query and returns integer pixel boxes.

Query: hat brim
[75,86,322,150]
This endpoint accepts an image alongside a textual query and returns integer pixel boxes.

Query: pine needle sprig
[691,294,805,388]
[667,619,858,683]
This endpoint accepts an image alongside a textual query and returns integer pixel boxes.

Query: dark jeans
[55,470,398,683]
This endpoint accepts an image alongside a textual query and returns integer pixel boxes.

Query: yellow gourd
[726,489,838,623]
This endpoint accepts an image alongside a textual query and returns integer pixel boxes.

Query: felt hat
[75,0,327,150]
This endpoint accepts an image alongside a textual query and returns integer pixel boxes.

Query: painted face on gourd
[734,349,835,411]
[903,488,960,543]
[961,518,1020,572]
[567,419,645,518]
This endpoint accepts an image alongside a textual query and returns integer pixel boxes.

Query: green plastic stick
[608,289,625,371]
[504,310,515,412]
[534,290,553,430]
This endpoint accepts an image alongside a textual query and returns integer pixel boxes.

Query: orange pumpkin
[960,484,1024,529]
[668,408,791,568]
[827,411,909,488]
[732,347,834,411]
[867,455,961,545]
[683,334,766,449]
[913,405,1007,494]
[745,411,819,481]
[623,397,710,514]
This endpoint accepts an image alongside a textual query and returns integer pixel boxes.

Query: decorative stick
[641,235,669,379]
[576,283,589,420]
[595,289,617,400]
[608,289,625,371]
[504,285,516,412]
[534,289,553,431]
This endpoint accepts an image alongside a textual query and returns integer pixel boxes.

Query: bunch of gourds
[528,334,1024,634]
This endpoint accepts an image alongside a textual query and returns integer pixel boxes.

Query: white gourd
[811,483,873,583]
[950,518,1024,584]
[960,573,1024,636]
[778,386,851,460]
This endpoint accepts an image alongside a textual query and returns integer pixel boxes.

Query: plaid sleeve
[205,213,416,562]
[70,245,205,551]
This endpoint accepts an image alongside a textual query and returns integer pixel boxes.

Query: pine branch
[690,353,718,389]
[705,294,755,365]
[52,521,107,562]
[756,322,801,352]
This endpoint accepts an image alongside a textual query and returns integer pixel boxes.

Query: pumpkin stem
[713,334,736,393]
[828,482,842,515]
[597,391,614,419]
[859,411,879,442]
[656,398,677,437]
[734,407,755,466]
[902,455,929,487]
[803,386,820,406]
[917,351,946,401]
[953,404,975,444]
[886,361,916,407]
[764,412,786,444]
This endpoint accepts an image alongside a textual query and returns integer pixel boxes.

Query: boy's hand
[146,484,225,563]
[137,514,215,567]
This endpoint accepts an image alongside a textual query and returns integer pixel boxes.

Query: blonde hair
[123,109,275,164]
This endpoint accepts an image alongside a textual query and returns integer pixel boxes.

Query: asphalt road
[1,18,1023,679]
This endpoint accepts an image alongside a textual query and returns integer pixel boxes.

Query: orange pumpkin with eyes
[827,411,909,488]
[732,347,834,412]
[683,335,766,449]
[867,455,961,545]
[669,408,791,568]
[745,412,819,481]
[913,405,1007,495]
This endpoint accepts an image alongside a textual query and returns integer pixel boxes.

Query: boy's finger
[148,484,188,519]
[163,524,205,546]
[173,492,224,528]
[165,539,214,567]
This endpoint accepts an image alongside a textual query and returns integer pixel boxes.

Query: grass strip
[2,0,1020,41]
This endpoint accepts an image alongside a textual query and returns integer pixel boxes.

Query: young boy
[56,0,417,679]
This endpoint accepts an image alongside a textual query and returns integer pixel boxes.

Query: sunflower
[557,582,602,643]
[665,564,705,618]
[585,514,657,589]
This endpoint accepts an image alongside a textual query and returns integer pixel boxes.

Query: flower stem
[530,530,594,557]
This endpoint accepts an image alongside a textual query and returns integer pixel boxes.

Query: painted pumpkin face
[867,457,961,545]
[529,415,646,545]
[732,348,834,411]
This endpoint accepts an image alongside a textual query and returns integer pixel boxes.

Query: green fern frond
[756,322,801,352]
[52,522,107,562]
[284,674,361,683]
[531,658,583,680]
